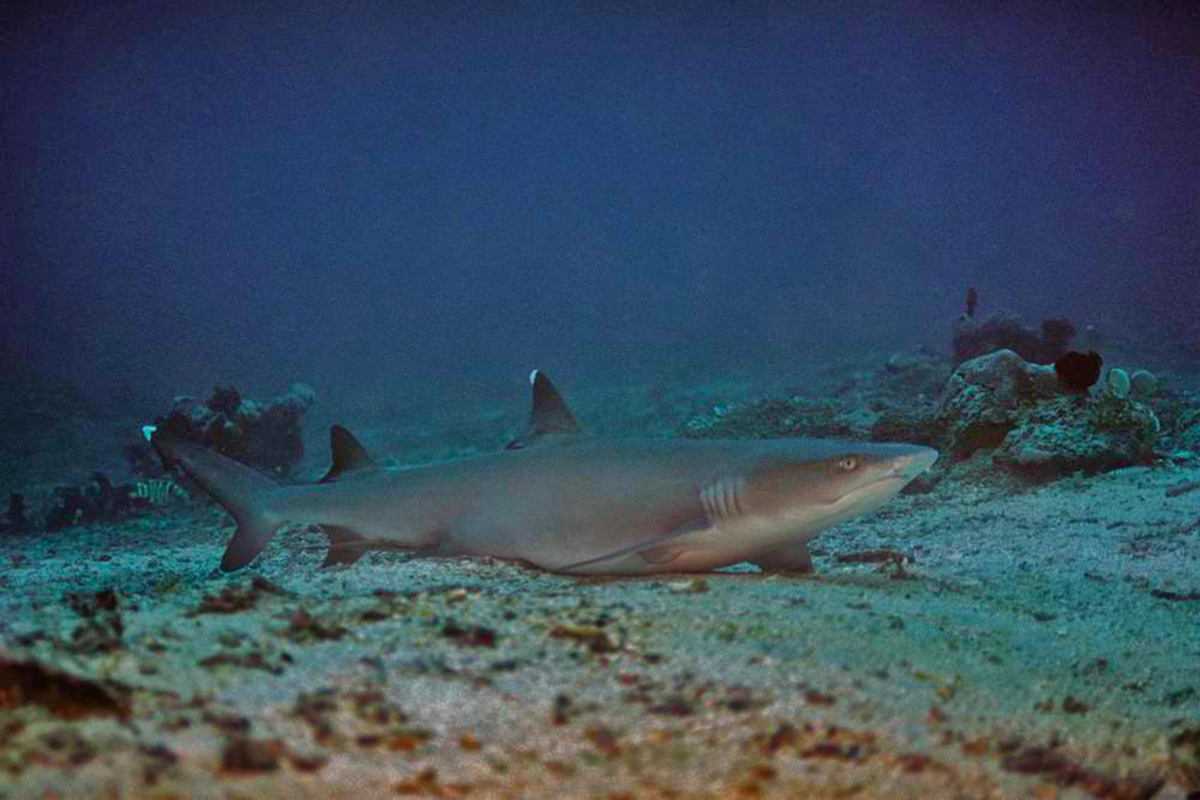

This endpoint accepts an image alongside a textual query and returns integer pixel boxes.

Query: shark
[151,371,938,575]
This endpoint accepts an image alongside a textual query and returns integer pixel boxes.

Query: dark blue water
[3,1,1197,414]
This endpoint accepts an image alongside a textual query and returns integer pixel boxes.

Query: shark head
[714,441,939,546]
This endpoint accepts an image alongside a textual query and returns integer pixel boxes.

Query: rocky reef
[149,383,316,478]
[0,382,315,534]
[680,347,1188,487]
[41,473,151,531]
[938,349,1164,481]
[0,493,30,535]
[678,350,950,447]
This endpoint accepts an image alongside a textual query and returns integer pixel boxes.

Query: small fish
[131,479,190,506]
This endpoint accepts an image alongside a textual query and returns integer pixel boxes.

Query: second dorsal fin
[318,425,375,483]
[506,370,581,450]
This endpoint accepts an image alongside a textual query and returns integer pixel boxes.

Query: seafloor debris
[759,722,799,754]
[799,687,837,706]
[292,688,341,745]
[719,685,770,713]
[137,742,180,785]
[1168,726,1200,790]
[189,576,287,615]
[647,694,694,716]
[1150,587,1200,602]
[393,767,445,796]
[220,736,283,774]
[665,577,709,593]
[0,656,132,720]
[289,684,430,754]
[552,693,573,725]
[282,608,349,643]
[583,725,621,758]
[549,623,619,654]
[198,651,290,675]
[65,588,124,654]
[835,549,909,578]
[440,618,497,648]
[1165,479,1200,497]
[351,588,417,623]
[999,742,1164,799]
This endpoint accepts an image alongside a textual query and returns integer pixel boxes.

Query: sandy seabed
[2,455,1199,799]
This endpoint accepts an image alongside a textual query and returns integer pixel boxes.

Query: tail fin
[151,432,283,571]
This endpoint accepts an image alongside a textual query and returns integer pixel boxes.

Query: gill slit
[702,476,745,523]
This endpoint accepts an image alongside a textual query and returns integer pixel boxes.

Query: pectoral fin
[750,539,814,574]
[555,518,709,574]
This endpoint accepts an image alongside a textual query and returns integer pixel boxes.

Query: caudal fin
[151,432,283,571]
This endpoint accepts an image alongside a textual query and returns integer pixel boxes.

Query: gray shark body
[153,372,937,575]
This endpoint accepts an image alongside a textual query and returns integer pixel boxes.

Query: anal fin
[320,526,424,568]
[321,525,370,568]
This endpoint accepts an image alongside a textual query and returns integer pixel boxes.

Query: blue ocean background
[3,1,1196,420]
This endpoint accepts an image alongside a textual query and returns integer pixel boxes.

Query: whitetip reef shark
[151,371,938,575]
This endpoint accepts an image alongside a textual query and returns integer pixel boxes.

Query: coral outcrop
[938,350,1161,481]
[677,351,949,446]
[154,383,316,477]
[41,473,150,531]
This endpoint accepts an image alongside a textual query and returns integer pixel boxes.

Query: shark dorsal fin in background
[506,370,581,450]
[318,425,375,483]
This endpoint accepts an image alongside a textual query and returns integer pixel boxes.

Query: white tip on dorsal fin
[506,370,581,450]
[318,425,375,483]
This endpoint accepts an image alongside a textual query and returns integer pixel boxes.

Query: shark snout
[889,446,939,478]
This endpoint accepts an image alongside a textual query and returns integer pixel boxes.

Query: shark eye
[837,456,859,472]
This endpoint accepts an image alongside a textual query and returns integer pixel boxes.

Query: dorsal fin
[318,425,374,483]
[505,370,581,450]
